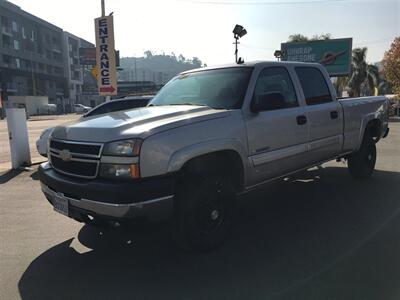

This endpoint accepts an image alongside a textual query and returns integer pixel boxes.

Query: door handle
[330,111,339,119]
[296,115,307,125]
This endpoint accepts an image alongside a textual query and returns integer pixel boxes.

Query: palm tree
[348,48,379,97]
[377,78,391,95]
[335,76,350,97]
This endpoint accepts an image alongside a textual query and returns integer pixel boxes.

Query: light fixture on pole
[274,50,284,61]
[233,24,247,64]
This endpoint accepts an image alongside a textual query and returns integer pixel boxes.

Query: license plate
[53,194,69,216]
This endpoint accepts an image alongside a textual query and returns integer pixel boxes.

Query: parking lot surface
[0,114,79,171]
[0,123,399,300]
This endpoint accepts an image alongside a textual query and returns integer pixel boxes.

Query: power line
[181,0,349,5]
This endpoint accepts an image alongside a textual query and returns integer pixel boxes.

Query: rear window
[295,67,332,105]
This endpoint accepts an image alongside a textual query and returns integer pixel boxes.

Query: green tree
[377,77,391,95]
[144,50,153,58]
[288,34,309,42]
[382,37,400,95]
[334,76,350,97]
[178,54,186,63]
[288,33,331,42]
[348,47,379,97]
[191,57,202,67]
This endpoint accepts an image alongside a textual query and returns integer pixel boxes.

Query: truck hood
[51,105,230,142]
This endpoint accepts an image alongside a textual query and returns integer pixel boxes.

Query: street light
[233,24,247,64]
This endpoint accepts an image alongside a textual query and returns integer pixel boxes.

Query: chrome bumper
[41,182,174,221]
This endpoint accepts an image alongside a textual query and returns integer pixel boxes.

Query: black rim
[195,184,225,235]
[364,143,376,169]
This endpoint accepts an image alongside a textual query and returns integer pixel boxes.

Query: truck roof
[180,60,322,75]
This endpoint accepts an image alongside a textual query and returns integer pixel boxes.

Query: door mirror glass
[251,92,286,112]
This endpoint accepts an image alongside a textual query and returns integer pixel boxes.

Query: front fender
[167,139,248,175]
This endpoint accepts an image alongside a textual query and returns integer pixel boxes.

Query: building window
[12,21,18,32]
[2,35,11,48]
[54,67,62,75]
[15,58,20,68]
[22,26,26,39]
[13,40,19,50]
[31,30,35,41]
[3,55,11,66]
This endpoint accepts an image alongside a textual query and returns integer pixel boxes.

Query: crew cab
[38,61,389,250]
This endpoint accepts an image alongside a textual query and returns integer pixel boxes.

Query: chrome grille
[49,139,103,179]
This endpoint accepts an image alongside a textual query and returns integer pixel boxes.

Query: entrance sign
[95,15,117,96]
[281,38,352,76]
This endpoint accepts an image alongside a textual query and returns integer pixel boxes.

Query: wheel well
[364,119,381,141]
[177,150,245,192]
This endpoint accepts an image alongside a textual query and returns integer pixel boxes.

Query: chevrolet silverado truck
[39,61,389,250]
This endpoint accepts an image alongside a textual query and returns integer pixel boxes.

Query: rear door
[245,66,310,185]
[294,66,343,163]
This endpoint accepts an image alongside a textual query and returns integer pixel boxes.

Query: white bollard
[6,108,31,169]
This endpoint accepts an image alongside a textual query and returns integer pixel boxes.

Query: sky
[7,0,400,65]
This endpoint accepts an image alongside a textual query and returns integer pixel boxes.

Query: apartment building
[0,0,97,113]
[0,0,66,106]
[62,32,96,110]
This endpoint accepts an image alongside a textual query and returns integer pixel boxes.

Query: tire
[174,175,237,251]
[348,135,376,179]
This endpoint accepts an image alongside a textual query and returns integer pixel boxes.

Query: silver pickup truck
[39,61,389,250]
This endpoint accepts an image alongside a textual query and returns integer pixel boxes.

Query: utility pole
[134,56,137,81]
[234,36,239,64]
[232,25,247,64]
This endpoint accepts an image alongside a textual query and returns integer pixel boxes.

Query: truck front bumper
[38,162,174,222]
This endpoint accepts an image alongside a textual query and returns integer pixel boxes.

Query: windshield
[149,67,253,109]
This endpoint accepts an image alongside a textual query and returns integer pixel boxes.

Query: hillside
[119,51,206,85]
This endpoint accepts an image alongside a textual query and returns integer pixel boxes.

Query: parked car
[41,103,57,115]
[36,127,54,157]
[36,96,153,157]
[38,61,389,250]
[73,104,92,113]
[82,95,153,118]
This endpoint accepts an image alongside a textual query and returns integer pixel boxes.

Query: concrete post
[6,108,31,169]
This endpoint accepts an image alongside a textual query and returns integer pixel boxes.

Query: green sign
[281,38,352,76]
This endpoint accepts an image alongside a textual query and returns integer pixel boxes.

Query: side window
[295,67,332,105]
[253,67,298,110]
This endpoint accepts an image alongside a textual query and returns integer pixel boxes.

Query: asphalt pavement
[0,122,399,300]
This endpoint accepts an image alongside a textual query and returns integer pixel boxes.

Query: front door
[245,66,310,185]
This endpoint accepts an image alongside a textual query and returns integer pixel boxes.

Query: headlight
[103,139,142,156]
[99,164,140,179]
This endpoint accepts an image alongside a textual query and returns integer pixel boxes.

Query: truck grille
[49,139,103,179]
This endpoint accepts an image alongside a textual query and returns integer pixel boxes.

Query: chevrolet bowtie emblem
[59,149,72,161]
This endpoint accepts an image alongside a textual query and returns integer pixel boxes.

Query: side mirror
[251,92,286,112]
